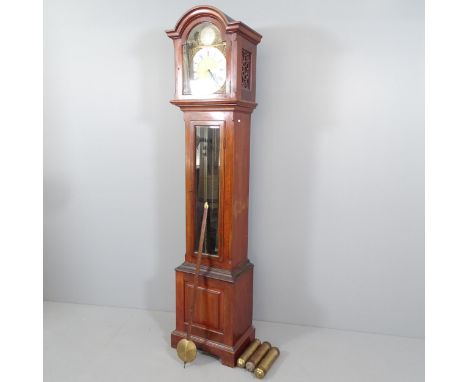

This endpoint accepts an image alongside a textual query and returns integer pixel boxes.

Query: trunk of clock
[170,106,255,367]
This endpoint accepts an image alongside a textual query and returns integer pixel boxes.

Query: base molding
[171,325,255,367]
[175,260,253,283]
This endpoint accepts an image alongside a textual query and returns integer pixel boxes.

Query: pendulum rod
[187,201,209,340]
[177,202,208,367]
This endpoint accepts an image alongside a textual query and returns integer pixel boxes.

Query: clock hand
[207,69,220,86]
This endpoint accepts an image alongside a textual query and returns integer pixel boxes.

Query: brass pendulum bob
[176,202,209,367]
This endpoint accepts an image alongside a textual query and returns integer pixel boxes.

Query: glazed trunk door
[186,120,226,266]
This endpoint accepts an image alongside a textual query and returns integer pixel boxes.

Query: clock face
[182,22,226,96]
[191,47,226,95]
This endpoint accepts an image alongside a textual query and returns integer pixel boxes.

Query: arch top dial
[182,22,226,96]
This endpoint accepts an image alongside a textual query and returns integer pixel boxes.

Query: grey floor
[44,302,424,382]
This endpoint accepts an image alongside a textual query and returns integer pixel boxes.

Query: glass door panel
[195,125,220,256]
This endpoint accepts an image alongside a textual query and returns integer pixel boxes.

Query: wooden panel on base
[172,262,254,367]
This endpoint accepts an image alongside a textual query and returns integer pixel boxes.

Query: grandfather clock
[166,6,262,367]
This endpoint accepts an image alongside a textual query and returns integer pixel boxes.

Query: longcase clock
[166,6,262,367]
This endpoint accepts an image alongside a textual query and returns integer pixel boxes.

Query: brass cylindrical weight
[245,341,271,372]
[254,347,280,379]
[237,339,261,368]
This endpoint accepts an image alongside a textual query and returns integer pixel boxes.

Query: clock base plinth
[172,261,254,367]
[171,325,255,367]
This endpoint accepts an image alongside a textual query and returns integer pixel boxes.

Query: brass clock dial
[191,46,226,95]
[182,22,226,96]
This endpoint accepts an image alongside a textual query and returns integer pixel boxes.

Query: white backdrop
[44,0,424,337]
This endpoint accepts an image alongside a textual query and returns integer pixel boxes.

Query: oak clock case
[166,6,262,367]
